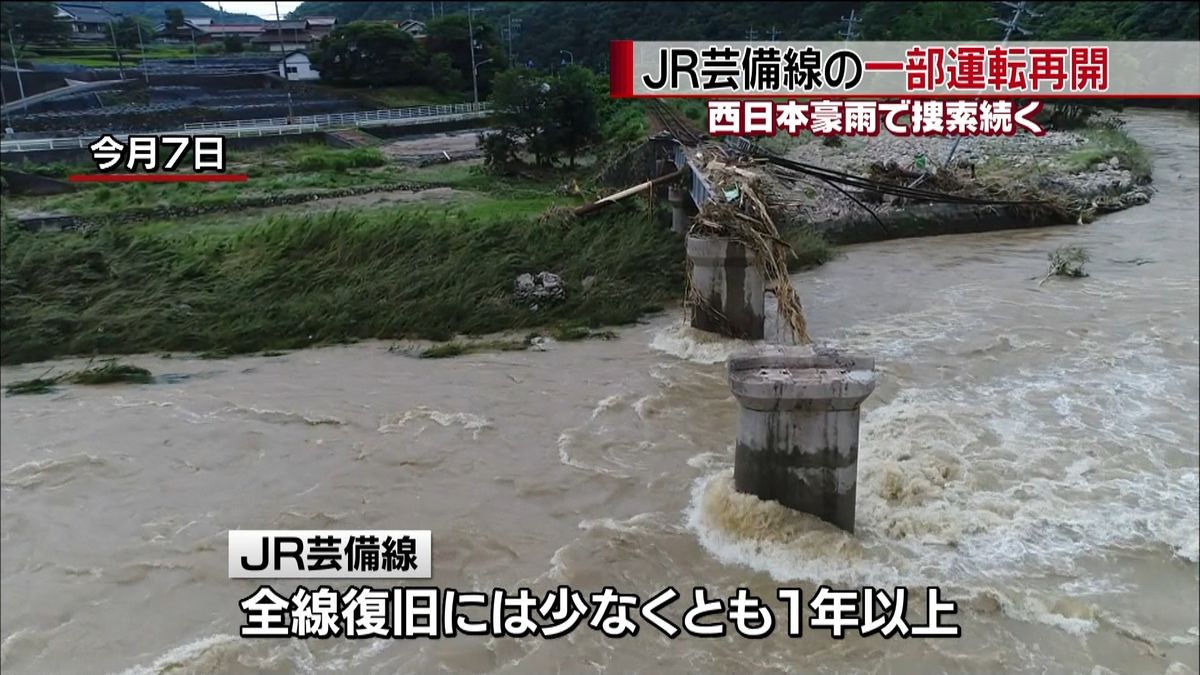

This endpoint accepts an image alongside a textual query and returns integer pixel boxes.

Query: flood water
[2,110,1197,675]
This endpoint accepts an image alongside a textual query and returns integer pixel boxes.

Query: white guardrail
[0,103,493,154]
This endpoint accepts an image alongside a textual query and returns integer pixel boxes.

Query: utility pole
[1,75,11,134]
[503,14,521,66]
[7,30,26,100]
[109,18,126,79]
[838,9,862,43]
[136,17,149,85]
[944,0,1037,166]
[745,26,758,41]
[768,25,780,41]
[467,1,479,108]
[7,31,25,100]
[275,0,293,120]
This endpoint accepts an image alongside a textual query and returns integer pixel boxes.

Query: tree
[108,16,154,50]
[1,2,70,50]
[488,65,605,168]
[426,52,463,92]
[491,69,552,164]
[425,14,507,94]
[865,2,996,41]
[313,21,426,86]
[478,128,521,174]
[547,66,601,167]
[224,34,245,53]
[164,8,185,31]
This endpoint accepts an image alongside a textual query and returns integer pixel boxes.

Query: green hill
[98,1,263,23]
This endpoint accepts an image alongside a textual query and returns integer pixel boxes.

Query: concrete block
[727,344,876,532]
[687,235,765,339]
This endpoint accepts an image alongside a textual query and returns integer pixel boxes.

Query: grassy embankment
[2,100,838,365]
[1062,127,1152,182]
[0,204,682,364]
[3,143,559,221]
[0,148,684,364]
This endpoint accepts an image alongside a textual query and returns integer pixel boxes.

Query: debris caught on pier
[690,157,813,345]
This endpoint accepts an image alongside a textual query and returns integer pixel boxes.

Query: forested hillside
[292,1,1200,68]
[100,2,262,22]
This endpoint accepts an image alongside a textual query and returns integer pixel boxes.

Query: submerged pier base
[727,345,876,533]
[686,235,765,339]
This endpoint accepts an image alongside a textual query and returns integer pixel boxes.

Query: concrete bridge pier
[727,345,877,533]
[668,184,698,235]
[686,235,765,339]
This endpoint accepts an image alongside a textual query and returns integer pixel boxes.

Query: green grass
[19,43,227,67]
[1063,127,1152,182]
[4,377,59,396]
[4,360,152,396]
[7,143,585,220]
[420,338,531,358]
[7,144,407,217]
[1,205,683,364]
[352,85,467,108]
[781,226,837,271]
[67,361,153,385]
[289,147,387,172]
[546,322,618,341]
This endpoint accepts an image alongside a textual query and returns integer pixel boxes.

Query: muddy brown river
[2,110,1197,674]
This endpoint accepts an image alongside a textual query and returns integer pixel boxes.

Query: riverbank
[0,112,1157,365]
[764,113,1154,243]
[0,204,684,364]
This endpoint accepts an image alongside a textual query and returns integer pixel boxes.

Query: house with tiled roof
[53,3,117,43]
[252,20,317,52]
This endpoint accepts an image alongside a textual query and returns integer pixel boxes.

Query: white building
[279,51,320,81]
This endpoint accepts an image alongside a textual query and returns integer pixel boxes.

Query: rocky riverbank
[760,113,1154,242]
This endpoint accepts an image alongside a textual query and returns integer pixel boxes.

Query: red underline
[67,174,249,183]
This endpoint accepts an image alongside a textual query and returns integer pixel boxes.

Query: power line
[838,9,862,43]
[768,25,781,41]
[503,14,521,65]
[943,1,1038,166]
[745,26,758,41]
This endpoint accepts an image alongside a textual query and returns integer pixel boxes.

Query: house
[252,20,318,52]
[396,19,427,39]
[53,3,117,42]
[279,51,320,81]
[206,24,266,41]
[304,16,337,39]
[156,19,265,44]
[155,18,215,44]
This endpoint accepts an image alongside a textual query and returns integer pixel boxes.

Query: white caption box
[229,530,432,579]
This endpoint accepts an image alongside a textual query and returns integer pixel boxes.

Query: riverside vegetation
[1,70,839,366]
[0,101,1146,366]
[1,71,1138,367]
